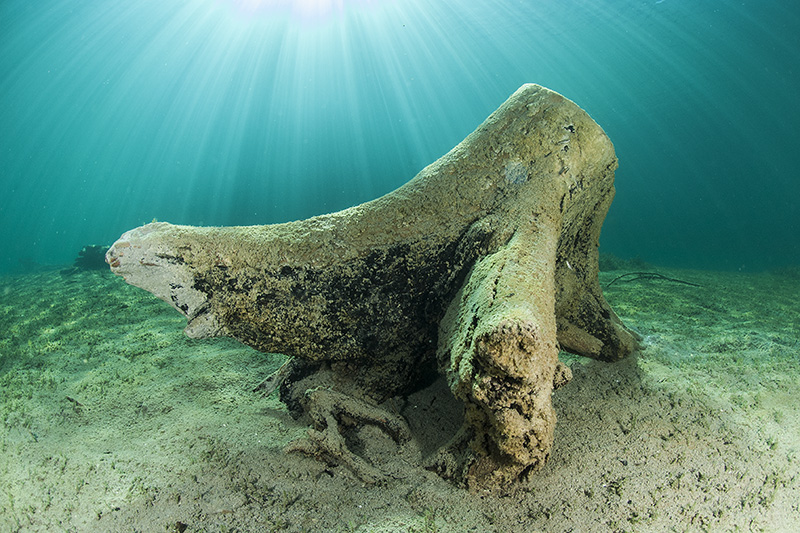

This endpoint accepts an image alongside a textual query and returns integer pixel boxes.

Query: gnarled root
[286,387,412,484]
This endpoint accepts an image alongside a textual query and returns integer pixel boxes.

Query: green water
[1,0,798,272]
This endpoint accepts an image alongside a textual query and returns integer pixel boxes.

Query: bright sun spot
[220,0,360,21]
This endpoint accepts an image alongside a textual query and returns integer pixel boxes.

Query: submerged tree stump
[106,84,639,491]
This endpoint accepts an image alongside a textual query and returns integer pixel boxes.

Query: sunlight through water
[218,0,376,22]
[0,0,798,272]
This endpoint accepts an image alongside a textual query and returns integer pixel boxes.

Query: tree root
[285,388,412,484]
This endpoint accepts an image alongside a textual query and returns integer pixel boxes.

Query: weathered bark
[106,84,639,491]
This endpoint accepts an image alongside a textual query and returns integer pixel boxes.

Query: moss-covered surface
[1,266,798,531]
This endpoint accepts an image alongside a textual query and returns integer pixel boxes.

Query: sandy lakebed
[1,263,799,532]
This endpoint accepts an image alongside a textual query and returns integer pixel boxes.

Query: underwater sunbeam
[217,0,380,21]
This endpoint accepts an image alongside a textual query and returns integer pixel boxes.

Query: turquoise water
[1,0,798,274]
